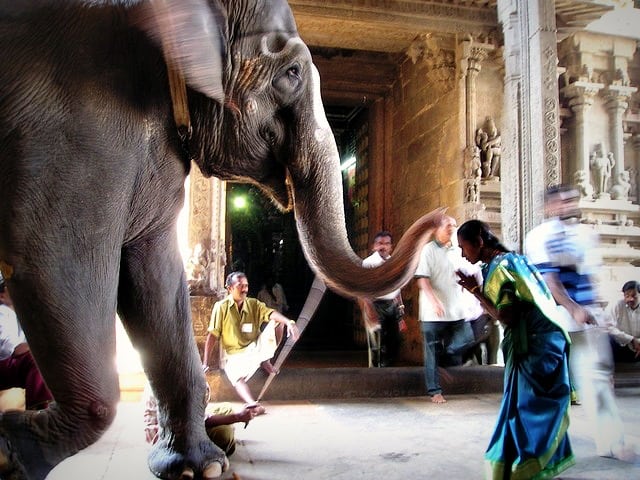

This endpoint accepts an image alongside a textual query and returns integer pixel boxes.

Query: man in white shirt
[526,185,636,461]
[362,231,405,367]
[415,216,474,403]
[608,280,640,362]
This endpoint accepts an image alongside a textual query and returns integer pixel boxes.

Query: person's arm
[202,333,218,372]
[205,406,258,427]
[542,272,595,325]
[456,271,515,326]
[416,277,444,317]
[269,310,300,341]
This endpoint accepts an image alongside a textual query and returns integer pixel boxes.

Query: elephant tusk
[284,169,294,212]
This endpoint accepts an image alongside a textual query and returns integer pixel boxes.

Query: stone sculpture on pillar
[573,169,594,199]
[186,238,217,296]
[464,145,482,203]
[589,143,615,199]
[610,170,631,201]
[475,116,502,180]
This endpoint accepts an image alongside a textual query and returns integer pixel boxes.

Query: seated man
[607,280,640,362]
[202,272,299,411]
[0,275,53,410]
[143,383,258,456]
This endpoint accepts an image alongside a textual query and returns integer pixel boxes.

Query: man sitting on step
[202,271,299,413]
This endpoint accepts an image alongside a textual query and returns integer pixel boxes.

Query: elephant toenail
[203,460,224,479]
[180,467,194,479]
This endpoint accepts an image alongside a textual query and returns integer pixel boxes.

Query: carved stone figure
[613,68,630,87]
[475,117,501,179]
[464,146,482,203]
[610,170,631,201]
[186,242,213,295]
[589,143,614,198]
[579,63,595,83]
[573,170,594,199]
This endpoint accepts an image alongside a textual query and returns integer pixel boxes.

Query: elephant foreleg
[0,257,121,480]
[118,232,226,480]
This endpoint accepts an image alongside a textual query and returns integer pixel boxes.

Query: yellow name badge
[241,323,253,333]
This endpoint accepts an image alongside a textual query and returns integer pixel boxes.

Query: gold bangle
[470,285,480,294]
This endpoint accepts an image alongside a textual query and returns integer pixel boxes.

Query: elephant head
[142,0,442,299]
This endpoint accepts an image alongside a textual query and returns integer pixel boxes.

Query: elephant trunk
[294,194,444,299]
[290,67,443,298]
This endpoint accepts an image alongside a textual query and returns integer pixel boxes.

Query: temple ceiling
[289,0,616,106]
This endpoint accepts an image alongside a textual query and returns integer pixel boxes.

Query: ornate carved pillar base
[191,294,223,368]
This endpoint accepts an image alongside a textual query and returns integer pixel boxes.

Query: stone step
[119,351,640,403]
[206,365,505,402]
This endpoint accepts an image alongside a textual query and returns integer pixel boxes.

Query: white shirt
[607,299,640,347]
[526,217,601,332]
[362,251,401,301]
[0,304,26,361]
[415,241,472,322]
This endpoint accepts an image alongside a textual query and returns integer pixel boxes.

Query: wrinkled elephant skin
[0,1,442,479]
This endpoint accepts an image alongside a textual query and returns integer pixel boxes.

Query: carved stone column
[461,40,491,149]
[562,82,603,189]
[633,133,640,202]
[460,39,492,210]
[188,167,227,295]
[497,0,559,249]
[603,85,637,180]
[187,166,227,351]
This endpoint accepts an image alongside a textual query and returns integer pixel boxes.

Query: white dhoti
[223,320,278,386]
[558,306,627,457]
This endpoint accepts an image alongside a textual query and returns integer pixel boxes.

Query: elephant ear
[134,0,226,103]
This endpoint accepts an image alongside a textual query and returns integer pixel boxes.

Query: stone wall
[385,47,464,364]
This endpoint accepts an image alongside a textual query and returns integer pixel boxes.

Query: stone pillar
[562,82,603,190]
[634,133,640,202]
[603,85,637,181]
[460,39,491,209]
[187,167,227,295]
[497,0,560,249]
[187,166,227,350]
[461,40,491,148]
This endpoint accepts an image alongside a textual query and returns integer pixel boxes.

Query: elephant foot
[149,437,228,480]
[0,436,29,480]
[0,409,68,480]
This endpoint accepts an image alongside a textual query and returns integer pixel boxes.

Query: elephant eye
[287,65,301,81]
[260,124,281,146]
[273,63,302,98]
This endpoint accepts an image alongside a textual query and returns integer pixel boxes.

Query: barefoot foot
[430,394,447,404]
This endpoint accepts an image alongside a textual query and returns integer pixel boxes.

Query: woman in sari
[456,220,574,479]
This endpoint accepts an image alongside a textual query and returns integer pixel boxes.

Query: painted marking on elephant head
[0,260,14,280]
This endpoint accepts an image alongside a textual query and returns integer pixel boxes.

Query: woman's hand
[456,270,479,293]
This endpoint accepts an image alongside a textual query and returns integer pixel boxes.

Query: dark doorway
[225,104,369,353]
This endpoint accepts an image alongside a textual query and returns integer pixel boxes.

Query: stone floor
[47,387,640,480]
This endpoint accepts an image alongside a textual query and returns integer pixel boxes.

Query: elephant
[0,1,443,479]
